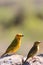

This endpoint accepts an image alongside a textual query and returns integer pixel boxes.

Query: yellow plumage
[1,34,24,57]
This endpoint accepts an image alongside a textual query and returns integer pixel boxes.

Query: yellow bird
[1,34,24,57]
[24,41,41,62]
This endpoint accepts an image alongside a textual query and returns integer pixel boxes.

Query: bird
[24,41,41,62]
[1,33,24,57]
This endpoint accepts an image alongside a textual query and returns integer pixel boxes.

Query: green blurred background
[0,0,43,56]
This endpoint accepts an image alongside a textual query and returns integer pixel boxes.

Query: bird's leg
[32,58,42,64]
[28,57,39,62]
[32,57,40,63]
[29,57,37,62]
[33,57,40,60]
[28,57,37,62]
[28,58,33,62]
[6,53,16,56]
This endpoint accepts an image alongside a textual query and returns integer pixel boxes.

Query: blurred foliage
[0,6,43,41]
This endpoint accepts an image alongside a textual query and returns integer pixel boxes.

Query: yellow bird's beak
[20,34,24,37]
[22,35,24,37]
[16,34,24,38]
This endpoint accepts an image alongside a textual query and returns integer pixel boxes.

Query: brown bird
[24,41,41,62]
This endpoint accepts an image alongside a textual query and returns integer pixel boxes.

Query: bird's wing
[27,46,37,58]
[5,38,18,53]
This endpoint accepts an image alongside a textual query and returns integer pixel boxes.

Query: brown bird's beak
[39,41,42,44]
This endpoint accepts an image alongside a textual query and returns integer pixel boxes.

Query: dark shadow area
[1,8,25,29]
[37,54,43,57]
[36,13,43,20]
[22,61,30,65]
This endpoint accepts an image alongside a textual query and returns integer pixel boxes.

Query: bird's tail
[22,56,30,64]
[22,58,28,65]
[0,52,6,58]
[24,58,28,62]
[22,57,28,64]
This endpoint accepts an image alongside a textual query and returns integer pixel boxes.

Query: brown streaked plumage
[24,41,41,62]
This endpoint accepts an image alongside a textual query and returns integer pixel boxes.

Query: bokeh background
[0,0,43,56]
